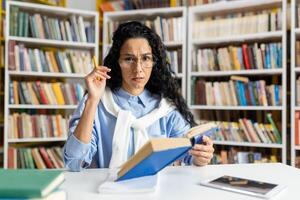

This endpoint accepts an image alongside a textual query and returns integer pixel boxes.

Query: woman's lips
[132,77,144,82]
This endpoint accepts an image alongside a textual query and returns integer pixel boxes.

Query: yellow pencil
[92,56,101,81]
[93,56,98,69]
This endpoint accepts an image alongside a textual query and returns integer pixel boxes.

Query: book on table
[0,169,65,199]
[116,122,218,181]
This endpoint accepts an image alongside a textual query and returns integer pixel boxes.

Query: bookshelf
[0,0,5,168]
[102,7,187,98]
[292,0,300,168]
[187,0,287,164]
[3,1,99,169]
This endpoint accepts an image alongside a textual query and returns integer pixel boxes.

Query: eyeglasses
[119,54,156,69]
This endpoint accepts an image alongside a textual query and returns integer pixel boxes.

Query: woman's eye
[125,57,134,62]
[142,56,151,61]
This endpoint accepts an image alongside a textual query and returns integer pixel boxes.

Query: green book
[266,113,282,144]
[0,169,64,198]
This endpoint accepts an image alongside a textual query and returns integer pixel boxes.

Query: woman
[64,21,214,171]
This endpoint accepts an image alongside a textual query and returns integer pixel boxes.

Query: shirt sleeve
[166,110,193,165]
[63,95,99,171]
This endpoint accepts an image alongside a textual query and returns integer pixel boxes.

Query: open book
[116,122,217,181]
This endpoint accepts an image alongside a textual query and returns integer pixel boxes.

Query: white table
[60,163,300,199]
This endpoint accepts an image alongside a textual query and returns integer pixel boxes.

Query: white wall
[67,0,97,11]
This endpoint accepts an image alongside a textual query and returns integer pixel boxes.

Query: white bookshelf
[213,140,283,149]
[3,1,99,169]
[291,0,300,167]
[103,7,187,98]
[188,0,287,163]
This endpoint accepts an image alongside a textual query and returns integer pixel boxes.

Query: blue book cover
[238,81,247,106]
[116,123,218,181]
[274,85,279,106]
[248,82,256,106]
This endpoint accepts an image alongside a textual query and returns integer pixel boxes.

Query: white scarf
[101,88,175,169]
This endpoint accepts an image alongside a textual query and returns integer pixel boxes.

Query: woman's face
[118,38,154,96]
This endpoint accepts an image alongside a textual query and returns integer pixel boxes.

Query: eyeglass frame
[118,53,157,69]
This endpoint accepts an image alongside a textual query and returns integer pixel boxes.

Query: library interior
[0,0,300,199]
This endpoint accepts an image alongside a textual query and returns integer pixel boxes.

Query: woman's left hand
[189,136,214,166]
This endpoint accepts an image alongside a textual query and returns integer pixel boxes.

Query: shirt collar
[116,88,150,107]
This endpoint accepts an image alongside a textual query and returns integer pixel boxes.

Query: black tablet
[199,175,286,199]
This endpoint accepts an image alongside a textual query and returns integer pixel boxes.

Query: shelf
[8,137,67,143]
[8,105,78,109]
[191,68,283,77]
[164,41,183,47]
[294,28,300,36]
[106,41,182,49]
[104,6,185,19]
[295,146,300,150]
[192,31,282,46]
[8,36,96,49]
[8,1,97,17]
[213,140,283,148]
[176,73,183,78]
[294,67,300,73]
[191,0,282,15]
[9,71,86,78]
[190,105,283,110]
[294,106,300,110]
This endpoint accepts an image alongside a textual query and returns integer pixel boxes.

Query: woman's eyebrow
[120,53,152,56]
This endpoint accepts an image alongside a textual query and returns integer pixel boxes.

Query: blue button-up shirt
[63,88,191,171]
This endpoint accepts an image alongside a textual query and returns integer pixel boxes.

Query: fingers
[202,136,213,146]
[94,66,111,73]
[94,70,111,79]
[192,143,214,153]
[193,157,211,166]
[189,149,212,159]
[189,139,215,166]
[86,66,111,82]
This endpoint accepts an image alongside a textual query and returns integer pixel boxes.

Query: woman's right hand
[85,66,111,102]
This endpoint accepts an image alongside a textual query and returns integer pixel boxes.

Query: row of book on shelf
[9,81,84,105]
[0,44,4,67]
[212,114,281,144]
[8,146,63,169]
[295,41,300,66]
[193,8,282,39]
[296,4,300,28]
[192,42,282,72]
[8,41,93,74]
[99,0,239,12]
[8,113,70,139]
[296,77,300,106]
[10,6,95,43]
[0,15,5,38]
[166,49,182,74]
[294,112,300,146]
[106,16,183,44]
[211,148,279,165]
[192,76,282,106]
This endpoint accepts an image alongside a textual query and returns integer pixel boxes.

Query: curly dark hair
[104,21,196,127]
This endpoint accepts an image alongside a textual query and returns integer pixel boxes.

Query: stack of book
[192,42,282,72]
[106,16,183,44]
[192,76,282,106]
[9,81,84,105]
[8,41,93,74]
[0,169,66,199]
[8,113,70,139]
[193,8,282,39]
[10,6,95,43]
[211,114,281,144]
[212,147,279,164]
[8,146,64,169]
